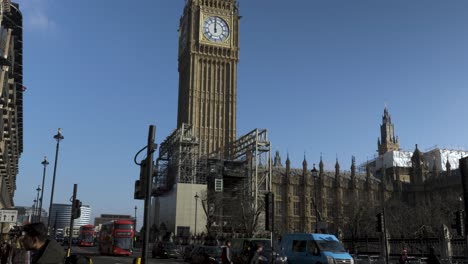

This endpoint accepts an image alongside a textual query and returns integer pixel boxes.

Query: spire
[446,158,451,170]
[411,144,423,167]
[378,106,400,155]
[319,153,324,173]
[335,156,340,176]
[351,156,356,179]
[273,150,282,167]
[286,152,291,172]
[446,158,451,176]
[302,152,307,169]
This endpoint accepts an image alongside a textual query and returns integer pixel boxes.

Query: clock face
[203,16,229,42]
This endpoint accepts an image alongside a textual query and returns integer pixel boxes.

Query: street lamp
[35,185,41,222]
[311,164,319,233]
[47,128,64,236]
[194,193,199,236]
[38,156,49,223]
[134,206,137,230]
[32,199,37,222]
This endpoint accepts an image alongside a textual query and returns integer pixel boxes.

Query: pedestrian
[250,243,265,264]
[9,236,31,264]
[221,240,233,264]
[399,249,409,264]
[21,222,65,264]
[1,241,11,264]
[426,247,440,264]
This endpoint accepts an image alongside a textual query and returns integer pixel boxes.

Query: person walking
[399,249,409,264]
[221,240,233,264]
[9,236,31,264]
[250,243,265,264]
[20,222,65,264]
[1,241,11,264]
[426,247,440,264]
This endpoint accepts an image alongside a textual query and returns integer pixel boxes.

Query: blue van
[280,233,354,264]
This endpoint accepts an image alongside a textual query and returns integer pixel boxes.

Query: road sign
[0,209,18,223]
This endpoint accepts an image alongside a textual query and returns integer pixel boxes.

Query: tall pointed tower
[378,107,400,155]
[177,0,240,156]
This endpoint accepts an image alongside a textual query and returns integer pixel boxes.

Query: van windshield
[316,240,346,253]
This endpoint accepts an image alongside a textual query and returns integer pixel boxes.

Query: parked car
[151,241,180,259]
[190,245,222,264]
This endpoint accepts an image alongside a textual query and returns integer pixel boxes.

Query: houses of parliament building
[270,107,468,237]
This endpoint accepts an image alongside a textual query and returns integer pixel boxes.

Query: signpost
[0,209,18,239]
[0,209,18,223]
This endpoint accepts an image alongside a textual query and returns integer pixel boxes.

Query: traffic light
[134,180,144,200]
[265,192,274,231]
[455,210,465,236]
[72,199,82,219]
[134,159,147,200]
[376,212,384,233]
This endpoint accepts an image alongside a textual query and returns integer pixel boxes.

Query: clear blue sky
[14,0,468,228]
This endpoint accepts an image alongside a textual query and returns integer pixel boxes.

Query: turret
[446,159,451,177]
[378,107,400,155]
[273,150,282,167]
[411,144,425,184]
[335,157,340,177]
[302,154,308,172]
[319,154,324,175]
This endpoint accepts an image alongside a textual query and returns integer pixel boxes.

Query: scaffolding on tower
[228,128,272,209]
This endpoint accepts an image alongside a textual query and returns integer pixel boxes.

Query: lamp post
[38,156,49,223]
[47,128,64,236]
[32,199,37,223]
[194,193,199,236]
[134,206,137,230]
[311,164,319,233]
[35,186,41,222]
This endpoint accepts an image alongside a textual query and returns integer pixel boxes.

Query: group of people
[0,222,65,264]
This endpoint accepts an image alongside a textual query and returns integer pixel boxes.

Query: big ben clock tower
[177,0,240,156]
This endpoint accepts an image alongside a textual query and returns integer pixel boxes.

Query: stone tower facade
[378,107,400,155]
[177,0,239,156]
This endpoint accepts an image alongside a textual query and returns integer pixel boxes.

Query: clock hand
[214,19,217,33]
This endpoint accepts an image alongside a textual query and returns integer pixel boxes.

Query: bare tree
[225,193,265,237]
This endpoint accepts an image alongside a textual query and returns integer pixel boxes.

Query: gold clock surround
[199,11,233,47]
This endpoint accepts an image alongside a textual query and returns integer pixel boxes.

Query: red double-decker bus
[78,224,95,247]
[98,220,134,256]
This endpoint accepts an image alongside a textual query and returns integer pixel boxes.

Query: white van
[280,233,354,264]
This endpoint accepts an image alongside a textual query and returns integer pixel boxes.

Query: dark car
[151,241,180,259]
[190,245,222,264]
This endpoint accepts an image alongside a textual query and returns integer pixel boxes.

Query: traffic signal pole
[382,207,389,264]
[141,125,156,264]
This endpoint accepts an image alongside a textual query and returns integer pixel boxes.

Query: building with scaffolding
[153,124,271,236]
[0,1,23,213]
